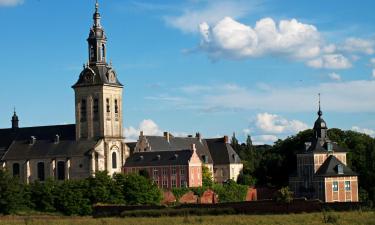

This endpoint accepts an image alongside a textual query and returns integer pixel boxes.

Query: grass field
[0,211,374,225]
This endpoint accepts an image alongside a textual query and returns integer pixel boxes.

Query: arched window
[12,163,20,177]
[37,162,45,181]
[102,44,105,59]
[112,152,117,169]
[57,161,65,180]
[90,45,95,61]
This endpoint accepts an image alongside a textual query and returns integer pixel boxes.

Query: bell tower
[72,1,124,141]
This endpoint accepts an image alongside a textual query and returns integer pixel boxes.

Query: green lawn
[0,211,374,225]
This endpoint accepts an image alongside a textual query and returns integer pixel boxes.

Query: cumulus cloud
[328,72,341,81]
[165,1,251,33]
[0,0,23,7]
[255,113,308,134]
[124,119,163,141]
[306,54,352,69]
[351,126,375,137]
[199,17,322,60]
[340,38,375,55]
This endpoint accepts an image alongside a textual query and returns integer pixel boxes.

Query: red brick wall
[179,191,198,204]
[199,190,218,204]
[246,187,257,201]
[161,191,176,205]
[324,177,358,202]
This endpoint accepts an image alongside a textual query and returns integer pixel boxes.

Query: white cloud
[0,0,23,7]
[255,113,308,134]
[306,54,352,69]
[124,119,163,141]
[252,135,279,145]
[199,17,322,60]
[328,72,341,81]
[165,1,251,33]
[372,69,375,79]
[340,38,375,55]
[158,80,375,113]
[351,126,375,137]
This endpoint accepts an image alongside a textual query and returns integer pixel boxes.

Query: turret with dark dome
[313,95,328,140]
[73,1,122,88]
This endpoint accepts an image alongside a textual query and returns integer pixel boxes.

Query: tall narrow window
[114,99,119,114]
[37,162,45,181]
[106,98,110,113]
[90,45,95,61]
[81,99,87,122]
[112,152,117,169]
[345,181,351,191]
[93,98,99,121]
[12,163,20,177]
[102,44,105,59]
[332,181,338,192]
[57,161,65,180]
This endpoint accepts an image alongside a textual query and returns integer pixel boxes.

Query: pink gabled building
[123,144,202,189]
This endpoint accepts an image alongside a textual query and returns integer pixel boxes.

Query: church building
[0,2,127,183]
[289,99,358,202]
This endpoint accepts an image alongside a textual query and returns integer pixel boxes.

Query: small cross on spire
[318,93,323,117]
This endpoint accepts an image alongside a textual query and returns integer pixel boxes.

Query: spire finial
[318,93,323,117]
[95,0,99,12]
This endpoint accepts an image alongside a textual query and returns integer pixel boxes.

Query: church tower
[73,2,123,140]
[72,2,126,175]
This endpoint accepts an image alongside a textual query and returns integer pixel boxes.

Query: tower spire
[318,93,322,117]
[12,107,19,130]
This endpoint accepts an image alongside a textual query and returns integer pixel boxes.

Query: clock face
[84,73,94,83]
[108,72,116,83]
[321,122,326,127]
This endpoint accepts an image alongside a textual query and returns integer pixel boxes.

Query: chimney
[140,131,144,137]
[191,143,196,152]
[54,134,60,144]
[164,132,170,142]
[305,142,311,151]
[30,136,36,145]
[196,132,202,141]
[223,135,229,144]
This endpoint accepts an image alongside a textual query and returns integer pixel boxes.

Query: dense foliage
[232,128,375,205]
[0,171,162,215]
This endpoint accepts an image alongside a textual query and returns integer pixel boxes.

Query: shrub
[171,187,190,201]
[53,180,92,215]
[0,170,27,214]
[274,186,293,203]
[87,171,124,204]
[29,179,57,212]
[212,180,248,203]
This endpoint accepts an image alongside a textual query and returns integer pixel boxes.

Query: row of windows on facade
[332,181,352,192]
[80,98,119,122]
[11,152,118,181]
[129,167,186,176]
[155,177,187,189]
[12,161,66,181]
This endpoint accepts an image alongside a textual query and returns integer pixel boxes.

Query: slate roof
[124,150,193,167]
[0,124,96,160]
[315,155,357,177]
[140,136,214,164]
[72,65,123,88]
[206,137,242,165]
[306,138,348,153]
[3,140,97,160]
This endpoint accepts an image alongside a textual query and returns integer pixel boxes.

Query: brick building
[289,100,358,202]
[127,132,243,184]
[124,144,202,188]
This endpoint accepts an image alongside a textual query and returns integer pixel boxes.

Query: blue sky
[1,0,375,144]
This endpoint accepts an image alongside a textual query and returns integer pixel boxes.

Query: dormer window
[202,155,208,163]
[327,142,333,152]
[337,164,344,175]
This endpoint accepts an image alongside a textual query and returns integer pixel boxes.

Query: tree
[54,180,92,216]
[86,171,123,204]
[230,132,241,154]
[117,173,162,205]
[0,170,27,214]
[29,179,57,212]
[202,166,213,187]
[213,180,248,203]
[237,173,256,186]
[274,186,293,203]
